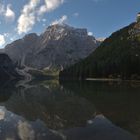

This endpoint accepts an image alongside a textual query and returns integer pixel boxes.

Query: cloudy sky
[0,0,140,48]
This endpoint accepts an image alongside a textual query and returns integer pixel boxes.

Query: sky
[0,0,140,48]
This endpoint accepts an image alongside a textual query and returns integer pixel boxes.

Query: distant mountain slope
[3,24,99,71]
[60,22,140,80]
[0,53,21,80]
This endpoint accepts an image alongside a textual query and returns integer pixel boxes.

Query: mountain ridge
[59,22,140,80]
[2,24,99,72]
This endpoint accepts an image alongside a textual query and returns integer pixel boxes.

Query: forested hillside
[60,23,140,80]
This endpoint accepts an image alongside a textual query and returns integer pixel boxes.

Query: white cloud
[17,0,40,34]
[42,18,47,22]
[10,37,15,41]
[88,32,93,36]
[17,0,64,34]
[0,34,6,47]
[45,0,64,12]
[73,12,79,17]
[38,0,64,15]
[4,33,10,38]
[51,15,68,25]
[5,4,15,21]
[38,5,47,15]
[10,35,18,42]
[0,3,15,22]
[0,3,5,15]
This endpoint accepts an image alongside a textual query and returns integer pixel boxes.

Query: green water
[0,80,139,140]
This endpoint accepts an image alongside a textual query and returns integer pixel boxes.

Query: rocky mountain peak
[3,24,99,71]
[23,33,38,41]
[46,23,74,31]
[41,24,89,41]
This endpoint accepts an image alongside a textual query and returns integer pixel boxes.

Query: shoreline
[86,78,140,83]
[86,78,121,82]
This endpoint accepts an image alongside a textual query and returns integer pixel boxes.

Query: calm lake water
[0,80,139,140]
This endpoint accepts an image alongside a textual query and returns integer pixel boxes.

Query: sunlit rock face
[4,24,99,70]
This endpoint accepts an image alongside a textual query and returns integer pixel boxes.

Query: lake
[0,80,139,140]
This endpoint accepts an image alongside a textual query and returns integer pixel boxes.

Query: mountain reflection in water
[0,80,138,140]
